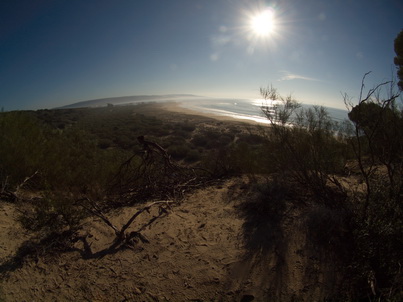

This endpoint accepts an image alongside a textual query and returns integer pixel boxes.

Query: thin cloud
[278,71,321,82]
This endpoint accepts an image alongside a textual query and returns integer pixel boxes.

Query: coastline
[158,101,267,124]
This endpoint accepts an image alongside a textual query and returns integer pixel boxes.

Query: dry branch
[79,197,175,245]
[108,136,213,205]
[118,200,174,240]
[0,171,39,202]
[75,136,215,253]
[79,197,120,235]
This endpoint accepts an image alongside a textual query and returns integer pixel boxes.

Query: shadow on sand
[0,209,167,276]
[227,178,295,299]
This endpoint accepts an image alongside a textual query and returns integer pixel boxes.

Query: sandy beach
[159,101,268,124]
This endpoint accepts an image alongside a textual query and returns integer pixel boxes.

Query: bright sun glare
[250,9,275,37]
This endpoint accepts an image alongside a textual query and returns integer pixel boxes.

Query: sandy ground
[0,175,344,302]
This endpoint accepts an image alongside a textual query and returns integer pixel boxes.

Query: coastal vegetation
[0,88,401,300]
[1,30,402,301]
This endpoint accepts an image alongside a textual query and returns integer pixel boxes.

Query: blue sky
[1,0,402,110]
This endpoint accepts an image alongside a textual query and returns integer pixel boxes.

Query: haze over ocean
[62,94,347,124]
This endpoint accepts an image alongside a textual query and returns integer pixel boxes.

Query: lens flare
[250,9,275,37]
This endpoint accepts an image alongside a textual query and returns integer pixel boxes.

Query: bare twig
[79,196,175,245]
[15,171,39,193]
[0,171,39,202]
[118,200,175,240]
[78,197,120,235]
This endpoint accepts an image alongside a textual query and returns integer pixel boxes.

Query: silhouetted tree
[394,29,403,90]
[260,85,346,201]
[348,101,403,193]
[344,72,401,206]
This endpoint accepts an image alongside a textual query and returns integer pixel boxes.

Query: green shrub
[180,122,196,132]
[191,133,209,148]
[259,86,348,200]
[18,190,84,233]
[225,142,265,174]
[341,75,402,299]
[163,135,187,149]
[237,133,266,145]
[191,129,233,150]
[98,138,113,149]
[184,149,201,163]
[167,145,191,160]
[0,111,48,187]
[149,126,170,137]
[172,129,192,139]
[306,205,350,253]
[0,111,128,192]
[42,129,92,189]
[346,175,403,299]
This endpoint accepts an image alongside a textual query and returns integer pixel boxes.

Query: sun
[241,5,282,52]
[250,9,275,37]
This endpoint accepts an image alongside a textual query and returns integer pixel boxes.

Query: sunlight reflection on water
[176,98,348,124]
[178,98,270,124]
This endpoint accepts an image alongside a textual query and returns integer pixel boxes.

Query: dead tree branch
[0,171,39,202]
[117,200,174,242]
[78,197,175,245]
[78,197,120,235]
[108,136,213,205]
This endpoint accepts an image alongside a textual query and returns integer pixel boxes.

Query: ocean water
[175,97,349,124]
